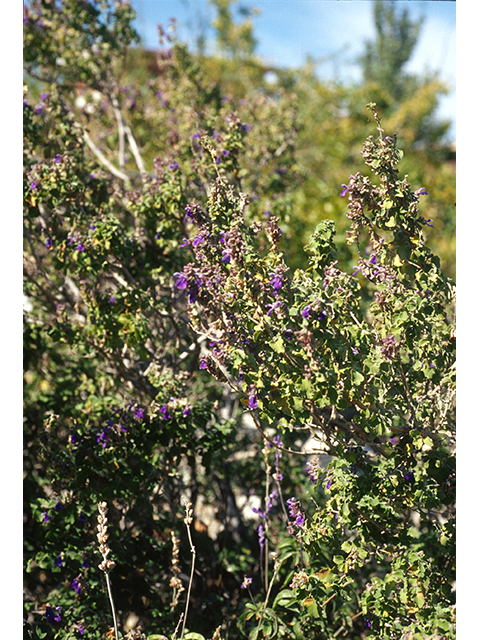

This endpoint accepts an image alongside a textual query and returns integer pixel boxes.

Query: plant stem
[104,571,119,640]
[263,442,270,594]
[180,508,196,640]
[254,560,280,640]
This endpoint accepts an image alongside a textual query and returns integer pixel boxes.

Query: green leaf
[341,540,352,553]
[270,335,285,354]
[302,597,319,617]
[352,370,364,385]
[273,589,296,608]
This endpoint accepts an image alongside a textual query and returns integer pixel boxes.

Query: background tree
[189,0,455,277]
[359,0,424,104]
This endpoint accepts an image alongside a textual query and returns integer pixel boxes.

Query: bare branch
[83,130,130,183]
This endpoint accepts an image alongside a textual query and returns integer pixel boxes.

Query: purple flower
[269,273,283,295]
[241,575,253,589]
[81,557,91,569]
[369,254,377,265]
[286,497,305,526]
[96,427,109,447]
[159,404,171,420]
[326,479,332,491]
[405,470,415,484]
[54,556,63,567]
[266,488,278,512]
[168,161,179,170]
[192,233,205,247]
[30,180,38,191]
[71,577,82,594]
[365,615,372,629]
[419,216,434,227]
[183,406,191,417]
[416,187,429,196]
[54,154,62,163]
[45,237,53,248]
[257,523,266,547]
[174,272,188,290]
[199,358,207,370]
[301,305,311,319]
[76,242,85,252]
[79,512,87,522]
[109,295,116,303]
[305,461,317,483]
[42,512,50,523]
[340,184,349,197]
[54,501,62,511]
[44,606,62,624]
[248,394,258,410]
[133,407,144,420]
[318,310,327,321]
[252,506,266,519]
[269,434,283,450]
[78,624,86,636]
[266,301,281,317]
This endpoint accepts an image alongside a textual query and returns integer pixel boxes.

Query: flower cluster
[286,497,305,527]
[380,334,399,362]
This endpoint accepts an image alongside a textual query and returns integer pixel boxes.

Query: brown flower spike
[97,501,115,572]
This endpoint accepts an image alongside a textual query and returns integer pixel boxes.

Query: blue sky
[130,0,456,141]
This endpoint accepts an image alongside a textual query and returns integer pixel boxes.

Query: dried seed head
[272,551,280,572]
[169,576,183,589]
[182,499,193,526]
[212,626,222,640]
[170,532,181,572]
[97,501,115,572]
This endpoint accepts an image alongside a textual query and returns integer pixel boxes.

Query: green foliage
[24,2,455,640]
[177,103,455,638]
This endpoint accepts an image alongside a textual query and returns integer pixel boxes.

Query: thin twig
[109,85,147,181]
[180,499,196,640]
[83,130,130,183]
[104,571,119,640]
[254,553,281,640]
